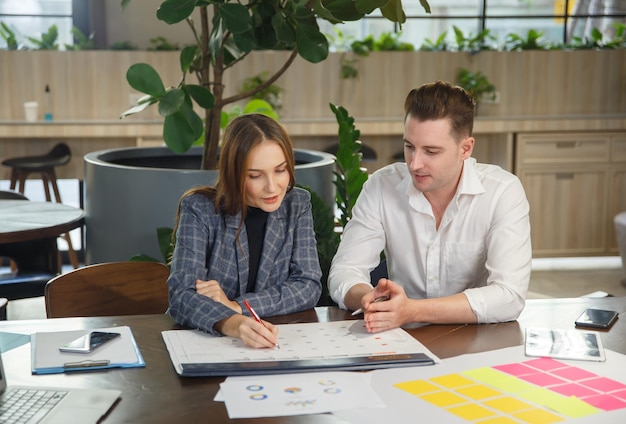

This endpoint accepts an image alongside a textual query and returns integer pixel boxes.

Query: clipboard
[162,320,440,377]
[31,325,145,374]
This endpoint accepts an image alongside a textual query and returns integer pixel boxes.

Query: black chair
[0,190,60,300]
[0,238,60,301]
[0,189,29,271]
[1,144,79,268]
[0,298,7,320]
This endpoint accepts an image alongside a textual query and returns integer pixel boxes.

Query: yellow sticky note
[394,379,440,395]
[479,417,522,424]
[430,373,475,389]
[421,391,467,407]
[557,396,599,418]
[512,408,565,423]
[484,396,534,413]
[447,403,496,420]
[457,384,502,400]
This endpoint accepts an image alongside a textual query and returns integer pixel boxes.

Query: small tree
[120,0,432,170]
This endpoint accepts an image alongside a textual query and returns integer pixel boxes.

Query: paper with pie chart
[219,371,385,418]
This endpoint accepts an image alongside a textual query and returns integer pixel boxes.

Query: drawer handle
[556,173,574,180]
[555,141,576,148]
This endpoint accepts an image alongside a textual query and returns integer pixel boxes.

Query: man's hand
[363,278,412,333]
[195,279,242,313]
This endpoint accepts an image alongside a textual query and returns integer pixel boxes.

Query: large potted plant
[84,0,432,264]
[118,0,431,170]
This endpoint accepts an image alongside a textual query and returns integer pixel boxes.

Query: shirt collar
[457,157,486,196]
[399,157,485,212]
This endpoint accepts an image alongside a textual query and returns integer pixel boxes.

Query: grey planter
[83,146,335,264]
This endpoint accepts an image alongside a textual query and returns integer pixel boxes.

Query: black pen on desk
[243,299,280,349]
[351,295,390,316]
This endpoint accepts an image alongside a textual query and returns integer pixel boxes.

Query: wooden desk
[0,200,84,244]
[1,298,625,423]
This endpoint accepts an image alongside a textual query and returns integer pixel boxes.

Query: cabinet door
[609,168,626,251]
[520,168,608,256]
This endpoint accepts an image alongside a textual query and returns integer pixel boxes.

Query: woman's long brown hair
[173,113,296,241]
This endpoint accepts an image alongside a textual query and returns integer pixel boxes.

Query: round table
[0,200,84,244]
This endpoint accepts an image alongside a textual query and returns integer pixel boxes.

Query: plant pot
[83,146,335,264]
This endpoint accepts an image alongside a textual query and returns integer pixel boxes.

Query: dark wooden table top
[1,297,625,423]
[0,200,84,243]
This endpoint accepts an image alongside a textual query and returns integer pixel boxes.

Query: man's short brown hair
[404,80,476,142]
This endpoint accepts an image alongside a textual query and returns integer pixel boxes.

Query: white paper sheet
[220,371,384,418]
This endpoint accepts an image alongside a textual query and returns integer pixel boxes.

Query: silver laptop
[0,353,120,423]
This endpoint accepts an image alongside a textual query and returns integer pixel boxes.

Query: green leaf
[126,63,166,97]
[179,45,198,73]
[156,227,174,265]
[355,0,387,15]
[163,103,203,153]
[293,12,329,63]
[158,88,186,117]
[185,84,214,109]
[156,0,196,25]
[311,0,343,24]
[220,3,252,34]
[323,0,363,21]
[591,27,603,43]
[381,0,406,25]
[243,99,278,120]
[232,29,256,52]
[272,12,296,45]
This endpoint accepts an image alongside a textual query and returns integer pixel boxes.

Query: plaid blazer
[167,187,322,335]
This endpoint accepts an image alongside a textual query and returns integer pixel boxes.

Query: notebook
[0,353,120,423]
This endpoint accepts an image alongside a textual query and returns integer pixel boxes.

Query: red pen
[243,300,280,349]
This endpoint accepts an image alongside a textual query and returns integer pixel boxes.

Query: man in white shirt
[328,80,532,333]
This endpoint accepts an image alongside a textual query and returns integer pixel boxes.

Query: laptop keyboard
[0,388,68,423]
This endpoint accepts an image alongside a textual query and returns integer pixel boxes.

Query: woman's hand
[195,279,242,313]
[216,315,279,349]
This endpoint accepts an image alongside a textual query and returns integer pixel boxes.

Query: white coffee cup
[24,101,39,122]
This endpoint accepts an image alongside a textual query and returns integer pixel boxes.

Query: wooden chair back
[45,261,170,318]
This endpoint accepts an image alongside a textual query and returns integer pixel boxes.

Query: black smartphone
[59,331,121,353]
[574,309,619,330]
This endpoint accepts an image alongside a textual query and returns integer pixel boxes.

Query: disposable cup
[24,101,38,122]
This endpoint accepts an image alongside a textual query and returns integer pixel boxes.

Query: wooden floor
[6,260,625,321]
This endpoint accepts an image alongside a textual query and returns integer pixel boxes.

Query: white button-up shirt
[328,158,532,323]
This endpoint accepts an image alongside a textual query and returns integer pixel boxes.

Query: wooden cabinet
[516,132,626,257]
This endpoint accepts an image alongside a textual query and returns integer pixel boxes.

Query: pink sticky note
[519,372,567,387]
[523,357,567,371]
[551,383,599,398]
[581,377,626,392]
[493,363,535,376]
[551,366,597,382]
[583,394,626,411]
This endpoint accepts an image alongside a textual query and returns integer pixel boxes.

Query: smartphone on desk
[59,331,121,353]
[574,308,619,330]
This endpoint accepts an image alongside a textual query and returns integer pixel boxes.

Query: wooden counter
[2,116,624,180]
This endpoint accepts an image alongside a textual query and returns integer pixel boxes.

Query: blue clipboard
[30,325,145,374]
